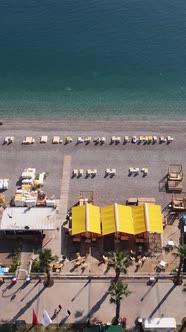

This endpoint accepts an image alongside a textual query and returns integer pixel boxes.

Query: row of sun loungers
[73,169,97,177]
[2,135,174,145]
[129,168,148,176]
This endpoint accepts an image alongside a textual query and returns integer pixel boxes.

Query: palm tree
[39,249,57,271]
[172,244,186,285]
[108,280,131,325]
[108,251,132,280]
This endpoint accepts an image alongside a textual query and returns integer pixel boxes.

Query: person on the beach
[58,304,62,312]
[67,310,71,316]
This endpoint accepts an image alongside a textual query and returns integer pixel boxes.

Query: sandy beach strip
[0,119,185,209]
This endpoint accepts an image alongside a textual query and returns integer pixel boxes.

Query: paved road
[1,278,185,327]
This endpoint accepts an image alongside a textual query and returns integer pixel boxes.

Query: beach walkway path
[51,155,72,257]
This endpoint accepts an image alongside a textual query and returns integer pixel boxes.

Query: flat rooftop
[0,207,56,230]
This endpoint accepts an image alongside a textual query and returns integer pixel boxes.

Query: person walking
[67,310,71,316]
[58,304,62,311]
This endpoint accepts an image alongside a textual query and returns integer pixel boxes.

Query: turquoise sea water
[0,0,186,121]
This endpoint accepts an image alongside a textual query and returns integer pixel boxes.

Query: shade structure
[145,203,163,233]
[101,203,163,235]
[101,205,115,235]
[132,205,146,234]
[72,204,101,235]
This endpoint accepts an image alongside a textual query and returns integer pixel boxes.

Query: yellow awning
[132,205,146,234]
[88,204,101,234]
[117,204,134,234]
[72,204,101,235]
[146,203,163,233]
[72,205,86,235]
[101,205,116,235]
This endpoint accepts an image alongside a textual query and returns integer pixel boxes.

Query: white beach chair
[73,169,78,177]
[84,136,91,143]
[110,169,116,176]
[93,137,100,143]
[141,168,148,176]
[0,179,4,190]
[129,167,140,175]
[139,136,145,143]
[101,137,106,144]
[159,136,166,143]
[77,137,84,143]
[40,136,48,143]
[105,169,110,176]
[153,136,157,143]
[124,136,130,144]
[3,179,9,190]
[115,136,121,144]
[167,136,174,143]
[79,169,84,177]
[132,136,138,143]
[111,136,116,144]
[92,169,97,177]
[86,169,92,177]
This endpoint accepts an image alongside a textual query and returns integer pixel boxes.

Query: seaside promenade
[0,120,186,326]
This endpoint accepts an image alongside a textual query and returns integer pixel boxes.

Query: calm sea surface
[0,0,186,121]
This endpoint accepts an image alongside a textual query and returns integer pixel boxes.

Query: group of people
[53,305,71,318]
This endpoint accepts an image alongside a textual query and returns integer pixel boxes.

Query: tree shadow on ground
[9,286,46,324]
[148,284,176,318]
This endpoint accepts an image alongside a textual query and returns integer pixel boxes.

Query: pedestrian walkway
[52,155,72,257]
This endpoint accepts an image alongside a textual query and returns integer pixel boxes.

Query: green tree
[108,280,131,325]
[39,249,57,271]
[108,251,132,280]
[172,244,186,285]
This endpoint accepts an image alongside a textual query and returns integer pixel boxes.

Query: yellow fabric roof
[146,204,163,233]
[72,204,101,235]
[101,205,115,235]
[117,204,134,234]
[72,205,86,235]
[132,205,146,234]
[88,204,101,234]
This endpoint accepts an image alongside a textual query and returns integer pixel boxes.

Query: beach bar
[72,203,101,241]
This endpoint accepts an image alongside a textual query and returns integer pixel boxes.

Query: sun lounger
[22,137,35,144]
[124,136,130,143]
[4,136,14,144]
[159,136,166,143]
[139,136,146,143]
[115,136,121,143]
[86,169,92,176]
[110,169,116,176]
[0,179,4,190]
[92,169,97,176]
[167,136,174,143]
[105,169,111,176]
[84,136,91,143]
[77,137,84,143]
[129,167,140,175]
[52,136,62,144]
[93,137,100,143]
[141,168,148,175]
[132,136,138,143]
[79,169,84,176]
[40,136,48,143]
[65,136,73,143]
[100,137,106,143]
[111,136,116,143]
[73,169,78,177]
[153,136,157,143]
[3,179,9,190]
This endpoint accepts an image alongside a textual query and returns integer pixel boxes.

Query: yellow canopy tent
[72,204,101,235]
[101,203,163,236]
